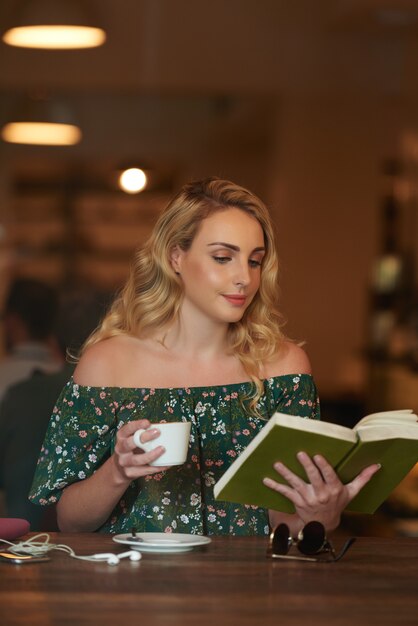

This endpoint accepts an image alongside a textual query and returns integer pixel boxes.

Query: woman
[30,177,379,536]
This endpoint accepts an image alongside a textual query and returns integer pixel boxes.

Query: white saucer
[112,532,212,553]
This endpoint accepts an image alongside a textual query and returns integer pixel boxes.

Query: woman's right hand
[57,418,170,532]
[112,419,170,483]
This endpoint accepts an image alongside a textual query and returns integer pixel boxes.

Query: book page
[355,410,417,430]
[357,423,418,442]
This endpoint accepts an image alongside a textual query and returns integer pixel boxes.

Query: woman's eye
[213,256,231,264]
[249,259,262,268]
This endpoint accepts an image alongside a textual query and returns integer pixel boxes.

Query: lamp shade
[2,0,106,49]
[1,94,82,146]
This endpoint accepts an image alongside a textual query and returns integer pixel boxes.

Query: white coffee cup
[133,422,191,466]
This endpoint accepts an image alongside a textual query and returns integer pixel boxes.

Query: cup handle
[133,428,149,451]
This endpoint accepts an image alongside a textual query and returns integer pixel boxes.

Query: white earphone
[0,534,143,567]
[118,550,142,562]
[90,550,142,565]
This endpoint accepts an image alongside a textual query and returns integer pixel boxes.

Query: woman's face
[171,207,265,325]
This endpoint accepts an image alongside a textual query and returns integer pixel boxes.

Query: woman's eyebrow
[207,242,265,253]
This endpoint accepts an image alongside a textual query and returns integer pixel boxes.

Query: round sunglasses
[267,521,356,562]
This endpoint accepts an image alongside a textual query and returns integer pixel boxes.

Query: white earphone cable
[0,533,142,565]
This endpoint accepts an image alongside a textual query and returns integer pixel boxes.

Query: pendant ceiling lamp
[1,94,82,146]
[2,0,106,50]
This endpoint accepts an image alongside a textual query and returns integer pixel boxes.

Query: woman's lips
[222,294,247,306]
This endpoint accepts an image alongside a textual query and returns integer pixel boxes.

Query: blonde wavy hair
[83,177,286,414]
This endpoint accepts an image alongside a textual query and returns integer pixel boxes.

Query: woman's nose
[233,262,250,287]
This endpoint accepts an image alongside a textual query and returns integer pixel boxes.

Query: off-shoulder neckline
[69,372,314,392]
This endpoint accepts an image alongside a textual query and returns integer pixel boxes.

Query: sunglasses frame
[267,521,356,563]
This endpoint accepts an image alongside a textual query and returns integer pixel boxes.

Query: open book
[213,409,418,514]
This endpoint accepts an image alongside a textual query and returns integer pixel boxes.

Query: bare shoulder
[263,341,312,378]
[73,335,138,387]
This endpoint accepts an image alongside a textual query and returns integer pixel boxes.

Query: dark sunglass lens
[272,524,291,555]
[298,521,326,555]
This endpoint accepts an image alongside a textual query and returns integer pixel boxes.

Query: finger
[312,454,341,485]
[132,445,166,466]
[296,452,326,491]
[115,442,168,474]
[121,419,151,437]
[129,427,162,452]
[145,465,171,475]
[132,446,165,465]
[262,477,305,508]
[273,460,307,491]
[116,427,158,454]
[116,426,161,454]
[346,463,381,500]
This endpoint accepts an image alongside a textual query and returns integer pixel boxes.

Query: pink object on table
[0,518,30,541]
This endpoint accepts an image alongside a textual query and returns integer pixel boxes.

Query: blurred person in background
[0,277,62,402]
[0,289,107,530]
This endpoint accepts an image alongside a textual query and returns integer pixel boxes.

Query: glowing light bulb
[118,168,147,194]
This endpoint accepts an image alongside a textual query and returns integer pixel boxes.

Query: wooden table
[0,533,417,625]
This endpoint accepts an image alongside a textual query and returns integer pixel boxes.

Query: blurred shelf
[368,361,418,413]
[7,189,170,290]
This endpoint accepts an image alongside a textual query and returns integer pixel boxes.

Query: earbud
[91,552,120,565]
[90,550,141,565]
[107,555,120,566]
[118,550,142,562]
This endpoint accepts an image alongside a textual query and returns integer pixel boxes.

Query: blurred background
[0,0,418,533]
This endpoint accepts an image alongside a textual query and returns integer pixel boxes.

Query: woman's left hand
[263,451,381,531]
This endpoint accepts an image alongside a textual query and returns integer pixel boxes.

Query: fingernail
[263,477,273,487]
[376,463,382,469]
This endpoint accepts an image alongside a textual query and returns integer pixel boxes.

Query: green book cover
[213,413,356,513]
[214,411,418,514]
[338,435,418,513]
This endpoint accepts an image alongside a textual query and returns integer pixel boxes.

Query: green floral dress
[29,374,320,536]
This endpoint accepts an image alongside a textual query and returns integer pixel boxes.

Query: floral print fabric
[29,374,320,536]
